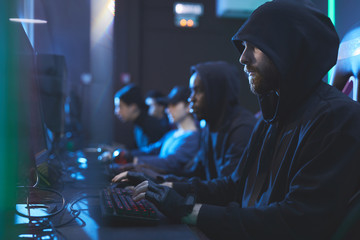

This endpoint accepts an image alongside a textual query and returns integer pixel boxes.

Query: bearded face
[240,42,280,95]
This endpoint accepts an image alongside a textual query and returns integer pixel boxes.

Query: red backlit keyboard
[99,187,159,225]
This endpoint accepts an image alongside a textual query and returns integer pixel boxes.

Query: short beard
[247,71,279,95]
[248,75,269,95]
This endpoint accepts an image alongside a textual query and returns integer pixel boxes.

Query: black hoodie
[177,1,360,239]
[189,61,257,180]
[166,61,256,181]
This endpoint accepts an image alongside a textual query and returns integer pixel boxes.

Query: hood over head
[232,0,339,123]
[191,61,241,129]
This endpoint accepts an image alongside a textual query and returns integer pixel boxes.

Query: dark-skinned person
[111,1,360,239]
[182,61,257,180]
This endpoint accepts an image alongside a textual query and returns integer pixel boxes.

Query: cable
[52,207,81,228]
[15,186,66,219]
[32,168,40,188]
[53,194,99,228]
[69,194,99,212]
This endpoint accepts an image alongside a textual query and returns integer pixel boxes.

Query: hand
[181,203,202,225]
[133,180,195,221]
[112,171,157,186]
[161,182,173,188]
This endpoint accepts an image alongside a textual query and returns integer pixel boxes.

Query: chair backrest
[330,22,360,240]
[330,22,360,103]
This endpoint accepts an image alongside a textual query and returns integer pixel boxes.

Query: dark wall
[34,0,90,91]
[140,1,243,90]
[115,0,258,110]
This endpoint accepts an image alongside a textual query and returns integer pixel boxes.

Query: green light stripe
[328,0,336,84]
[0,2,20,239]
[328,0,336,26]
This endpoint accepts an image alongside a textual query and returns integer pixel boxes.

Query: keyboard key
[99,186,159,225]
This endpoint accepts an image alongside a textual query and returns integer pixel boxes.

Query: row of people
[115,86,200,176]
[107,61,257,182]
[107,0,360,239]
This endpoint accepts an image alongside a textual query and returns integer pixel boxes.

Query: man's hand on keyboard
[112,171,156,186]
[132,180,195,221]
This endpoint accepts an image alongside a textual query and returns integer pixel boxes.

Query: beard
[245,66,265,95]
[244,65,279,95]
[249,77,259,94]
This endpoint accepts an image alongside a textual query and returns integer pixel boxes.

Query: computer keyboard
[99,186,159,225]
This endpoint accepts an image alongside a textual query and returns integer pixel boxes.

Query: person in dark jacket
[113,1,360,239]
[145,89,172,131]
[187,61,257,180]
[114,84,168,148]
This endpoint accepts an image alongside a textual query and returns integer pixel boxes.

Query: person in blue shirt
[112,86,200,176]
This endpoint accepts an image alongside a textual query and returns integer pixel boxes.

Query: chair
[330,22,360,103]
[330,22,360,240]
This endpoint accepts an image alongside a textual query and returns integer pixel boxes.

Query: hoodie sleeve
[136,131,200,175]
[218,114,256,177]
[196,106,360,240]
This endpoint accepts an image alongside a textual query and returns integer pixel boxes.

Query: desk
[46,149,207,240]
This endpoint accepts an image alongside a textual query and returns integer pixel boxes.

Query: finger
[134,180,148,190]
[124,186,134,193]
[111,171,128,182]
[133,192,146,201]
[147,181,164,194]
[144,191,158,203]
[133,181,149,195]
[160,182,173,188]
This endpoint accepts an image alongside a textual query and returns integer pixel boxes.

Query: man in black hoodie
[115,1,360,239]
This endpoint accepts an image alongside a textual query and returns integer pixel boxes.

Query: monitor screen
[14,23,48,186]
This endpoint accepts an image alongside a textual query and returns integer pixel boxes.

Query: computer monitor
[10,8,64,238]
[13,22,49,186]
